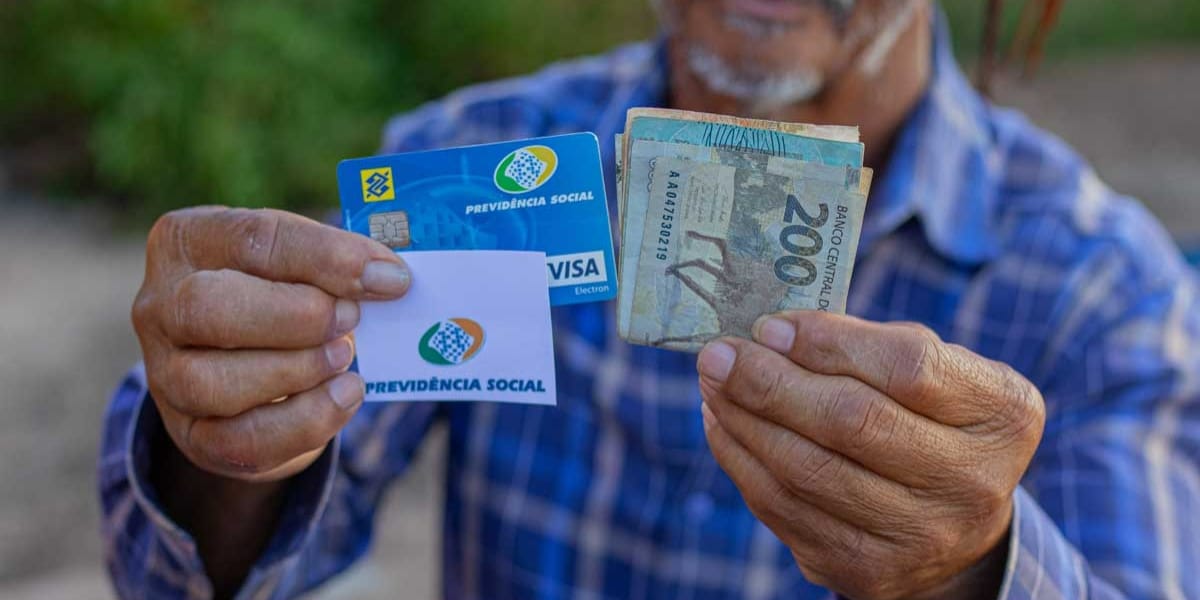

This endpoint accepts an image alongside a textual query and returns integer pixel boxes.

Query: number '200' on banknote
[622,155,868,351]
[615,109,871,353]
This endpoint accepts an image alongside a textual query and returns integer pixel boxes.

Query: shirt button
[685,492,715,520]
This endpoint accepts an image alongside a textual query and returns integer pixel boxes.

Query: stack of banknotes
[614,108,873,352]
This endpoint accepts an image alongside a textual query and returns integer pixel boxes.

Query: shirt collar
[631,9,999,265]
[861,8,1000,264]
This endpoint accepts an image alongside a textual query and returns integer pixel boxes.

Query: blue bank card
[337,132,617,306]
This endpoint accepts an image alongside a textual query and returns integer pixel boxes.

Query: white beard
[653,0,833,113]
[684,43,825,112]
[652,0,919,113]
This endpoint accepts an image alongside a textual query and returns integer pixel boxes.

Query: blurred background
[0,1,1197,598]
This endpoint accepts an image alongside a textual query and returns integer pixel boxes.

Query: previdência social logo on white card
[419,318,485,365]
[355,250,557,405]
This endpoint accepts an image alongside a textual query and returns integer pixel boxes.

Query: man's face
[654,0,913,111]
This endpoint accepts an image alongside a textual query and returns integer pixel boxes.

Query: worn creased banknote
[615,108,872,352]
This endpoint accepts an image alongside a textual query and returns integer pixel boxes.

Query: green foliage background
[1,0,1197,221]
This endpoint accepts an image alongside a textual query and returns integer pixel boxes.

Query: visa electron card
[337,132,617,306]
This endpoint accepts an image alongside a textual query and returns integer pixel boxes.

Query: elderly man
[100,0,1199,598]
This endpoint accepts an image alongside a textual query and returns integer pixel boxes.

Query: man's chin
[685,43,825,112]
[722,0,856,27]
[723,0,815,24]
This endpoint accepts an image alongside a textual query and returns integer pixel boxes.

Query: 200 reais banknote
[615,108,872,352]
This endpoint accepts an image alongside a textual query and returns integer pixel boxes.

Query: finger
[697,338,963,487]
[701,404,883,582]
[185,372,364,477]
[153,207,409,299]
[162,269,357,349]
[751,311,1035,428]
[155,336,356,418]
[700,381,916,533]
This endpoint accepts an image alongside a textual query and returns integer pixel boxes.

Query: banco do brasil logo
[494,145,558,194]
[419,318,485,365]
[361,167,395,203]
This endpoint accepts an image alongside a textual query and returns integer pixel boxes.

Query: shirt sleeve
[97,365,441,599]
[998,242,1200,598]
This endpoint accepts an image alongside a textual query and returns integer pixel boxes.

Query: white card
[355,250,557,405]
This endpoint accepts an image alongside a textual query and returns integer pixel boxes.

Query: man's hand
[696,311,1045,600]
[133,206,411,482]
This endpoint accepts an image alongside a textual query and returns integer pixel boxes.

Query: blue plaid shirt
[99,13,1200,600]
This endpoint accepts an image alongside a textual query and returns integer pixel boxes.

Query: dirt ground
[0,48,1197,599]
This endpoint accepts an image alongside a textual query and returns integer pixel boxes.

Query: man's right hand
[132,206,411,483]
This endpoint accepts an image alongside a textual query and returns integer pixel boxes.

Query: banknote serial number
[654,169,682,261]
[774,194,830,287]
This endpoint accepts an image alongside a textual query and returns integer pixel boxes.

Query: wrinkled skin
[698,312,1044,599]
[133,207,411,482]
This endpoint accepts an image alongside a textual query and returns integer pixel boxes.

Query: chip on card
[337,133,617,306]
[368,211,410,249]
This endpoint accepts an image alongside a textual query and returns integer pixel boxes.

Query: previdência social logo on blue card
[494,146,558,194]
[336,132,617,307]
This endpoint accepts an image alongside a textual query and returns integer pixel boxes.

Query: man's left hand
[697,311,1045,600]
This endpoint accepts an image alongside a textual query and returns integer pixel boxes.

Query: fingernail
[361,260,410,296]
[334,299,359,335]
[325,337,354,371]
[700,402,716,430]
[697,341,736,382]
[754,316,795,353]
[328,373,363,410]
